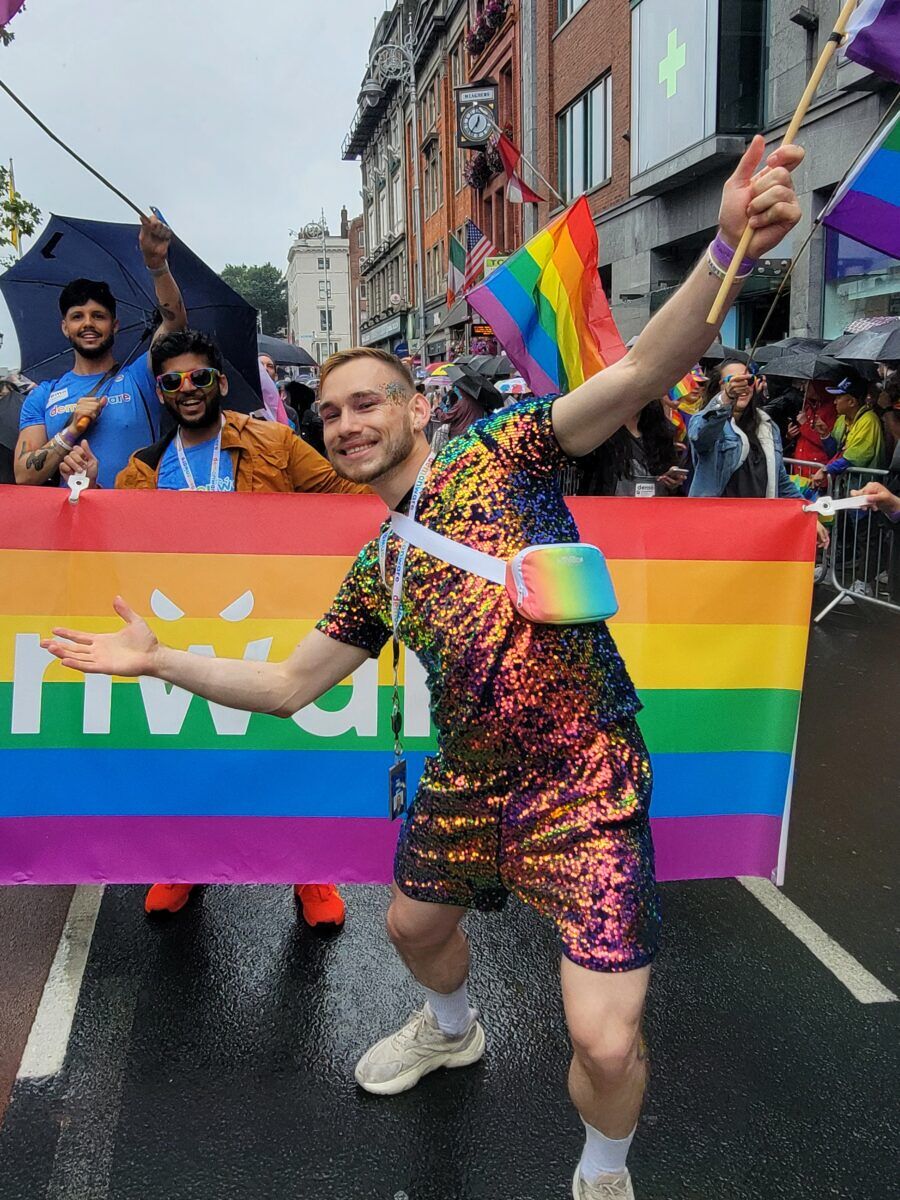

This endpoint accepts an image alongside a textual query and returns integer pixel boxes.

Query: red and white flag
[495,132,544,205]
[463,219,498,290]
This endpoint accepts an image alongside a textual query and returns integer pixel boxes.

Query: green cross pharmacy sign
[659,29,686,99]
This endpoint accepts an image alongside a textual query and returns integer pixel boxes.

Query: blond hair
[318,347,415,394]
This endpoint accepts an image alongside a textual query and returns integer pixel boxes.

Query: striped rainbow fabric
[466,196,626,396]
[0,488,814,886]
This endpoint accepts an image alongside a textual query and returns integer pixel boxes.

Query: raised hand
[138,212,172,270]
[42,597,160,678]
[718,135,803,260]
[59,438,99,485]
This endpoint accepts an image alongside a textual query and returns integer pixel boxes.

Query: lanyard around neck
[379,452,434,636]
[174,417,225,491]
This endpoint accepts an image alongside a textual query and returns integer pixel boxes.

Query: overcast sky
[0,0,386,363]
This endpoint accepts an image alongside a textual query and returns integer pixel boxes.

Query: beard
[329,421,417,485]
[165,392,222,431]
[68,331,116,361]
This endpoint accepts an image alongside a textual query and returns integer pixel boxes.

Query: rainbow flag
[0,488,814,886]
[466,195,626,396]
[821,109,900,260]
[667,365,706,404]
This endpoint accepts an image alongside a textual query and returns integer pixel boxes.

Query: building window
[319,309,333,332]
[424,145,443,217]
[358,227,365,248]
[719,0,766,132]
[558,0,588,24]
[359,281,367,300]
[317,257,331,270]
[318,280,332,299]
[823,228,900,338]
[557,74,611,201]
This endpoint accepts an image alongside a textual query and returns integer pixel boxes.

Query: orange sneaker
[144,883,196,914]
[294,883,345,928]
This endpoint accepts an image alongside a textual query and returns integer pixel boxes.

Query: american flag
[463,219,498,291]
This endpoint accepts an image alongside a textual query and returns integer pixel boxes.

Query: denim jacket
[687,396,802,499]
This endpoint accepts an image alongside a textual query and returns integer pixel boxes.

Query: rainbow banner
[0,488,814,886]
[466,196,626,396]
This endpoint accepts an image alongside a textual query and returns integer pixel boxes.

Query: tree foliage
[0,164,41,267]
[220,263,288,336]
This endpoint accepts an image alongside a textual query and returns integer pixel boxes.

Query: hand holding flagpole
[706,0,859,325]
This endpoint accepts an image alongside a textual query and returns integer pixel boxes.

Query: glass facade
[823,228,900,339]
[716,0,766,132]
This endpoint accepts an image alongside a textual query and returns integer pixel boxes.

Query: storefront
[359,313,405,353]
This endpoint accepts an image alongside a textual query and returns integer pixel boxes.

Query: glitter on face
[317,397,660,972]
[383,380,410,406]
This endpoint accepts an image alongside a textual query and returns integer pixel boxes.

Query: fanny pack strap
[388,511,507,586]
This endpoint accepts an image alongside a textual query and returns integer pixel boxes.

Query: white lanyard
[174,418,225,491]
[379,452,434,636]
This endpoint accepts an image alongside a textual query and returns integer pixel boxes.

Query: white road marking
[17,885,104,1079]
[738,877,897,1005]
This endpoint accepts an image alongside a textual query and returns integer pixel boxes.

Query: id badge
[389,758,408,820]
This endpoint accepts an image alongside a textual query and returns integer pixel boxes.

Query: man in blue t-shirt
[14,214,187,489]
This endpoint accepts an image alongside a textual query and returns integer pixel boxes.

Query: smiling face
[156,350,229,431]
[318,358,430,485]
[61,301,118,361]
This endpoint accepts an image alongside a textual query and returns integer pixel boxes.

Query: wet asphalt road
[1,596,897,1200]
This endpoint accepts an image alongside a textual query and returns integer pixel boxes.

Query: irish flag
[447,233,466,306]
[0,488,814,886]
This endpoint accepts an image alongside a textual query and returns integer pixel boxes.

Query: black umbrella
[0,384,24,451]
[824,322,900,366]
[439,363,503,410]
[751,337,825,364]
[257,333,316,368]
[479,353,514,378]
[0,215,262,411]
[700,341,747,365]
[759,351,844,383]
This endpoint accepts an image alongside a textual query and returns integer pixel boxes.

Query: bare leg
[562,957,651,1139]
[386,883,469,993]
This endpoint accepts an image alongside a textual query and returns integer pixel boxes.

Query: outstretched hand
[718,134,804,259]
[42,597,160,677]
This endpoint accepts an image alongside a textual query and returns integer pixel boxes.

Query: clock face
[461,104,491,143]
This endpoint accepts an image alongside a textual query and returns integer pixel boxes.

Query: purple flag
[844,0,900,84]
[0,1,25,25]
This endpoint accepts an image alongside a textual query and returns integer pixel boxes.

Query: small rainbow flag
[466,195,626,396]
[821,109,900,259]
[667,366,706,404]
[0,489,814,886]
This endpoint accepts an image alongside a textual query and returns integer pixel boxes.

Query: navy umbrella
[0,215,262,411]
[257,333,316,369]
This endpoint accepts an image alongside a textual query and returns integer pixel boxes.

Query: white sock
[422,981,475,1037]
[579,1120,635,1182]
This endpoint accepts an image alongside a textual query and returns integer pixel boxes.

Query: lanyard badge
[381,453,433,820]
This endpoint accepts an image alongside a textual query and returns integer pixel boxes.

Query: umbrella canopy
[424,361,455,376]
[476,353,514,378]
[700,342,747,365]
[759,351,844,383]
[751,337,825,364]
[0,215,262,411]
[824,321,900,365]
[436,363,503,410]
[0,383,24,451]
[257,334,316,368]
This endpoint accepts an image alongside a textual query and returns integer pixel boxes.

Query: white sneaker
[572,1166,636,1199]
[850,580,875,597]
[354,1004,485,1096]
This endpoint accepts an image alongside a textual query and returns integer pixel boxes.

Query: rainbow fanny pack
[388,511,618,625]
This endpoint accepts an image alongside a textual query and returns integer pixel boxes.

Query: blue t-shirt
[157,434,236,492]
[18,353,158,489]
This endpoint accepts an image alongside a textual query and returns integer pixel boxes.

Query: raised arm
[139,214,187,344]
[42,597,368,718]
[552,137,803,458]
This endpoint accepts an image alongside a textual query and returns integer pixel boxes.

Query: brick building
[347,213,367,345]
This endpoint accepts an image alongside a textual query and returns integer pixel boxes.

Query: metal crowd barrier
[810,464,898,622]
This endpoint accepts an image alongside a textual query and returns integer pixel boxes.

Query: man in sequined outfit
[42,138,803,1199]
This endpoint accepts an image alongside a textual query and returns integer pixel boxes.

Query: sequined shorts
[394,718,660,973]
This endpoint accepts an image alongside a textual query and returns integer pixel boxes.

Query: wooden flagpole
[706,0,859,326]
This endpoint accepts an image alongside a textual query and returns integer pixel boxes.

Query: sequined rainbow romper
[317,398,660,971]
